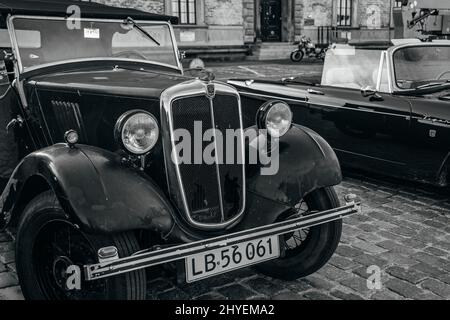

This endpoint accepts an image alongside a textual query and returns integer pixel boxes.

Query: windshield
[11,17,179,72]
[321,46,385,90]
[393,46,450,89]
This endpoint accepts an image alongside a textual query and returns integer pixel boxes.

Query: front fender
[0,144,175,234]
[246,124,342,207]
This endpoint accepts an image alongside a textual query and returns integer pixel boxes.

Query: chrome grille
[161,80,246,230]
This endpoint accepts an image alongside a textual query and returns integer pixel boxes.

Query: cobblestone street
[1,61,449,300]
[209,59,323,81]
[1,170,450,300]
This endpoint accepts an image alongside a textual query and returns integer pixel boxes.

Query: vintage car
[229,40,450,187]
[0,0,359,300]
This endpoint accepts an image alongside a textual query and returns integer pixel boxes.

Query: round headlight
[257,101,292,138]
[115,110,159,155]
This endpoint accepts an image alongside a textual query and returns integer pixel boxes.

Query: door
[261,0,281,42]
[306,86,413,177]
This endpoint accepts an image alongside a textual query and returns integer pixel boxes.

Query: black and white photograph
[0,0,449,308]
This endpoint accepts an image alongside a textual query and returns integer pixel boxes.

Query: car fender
[0,143,175,234]
[246,124,342,208]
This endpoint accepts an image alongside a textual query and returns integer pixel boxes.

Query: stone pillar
[294,0,304,41]
[243,0,256,43]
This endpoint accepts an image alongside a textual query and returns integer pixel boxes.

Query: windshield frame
[320,45,390,93]
[6,14,183,76]
[388,43,450,93]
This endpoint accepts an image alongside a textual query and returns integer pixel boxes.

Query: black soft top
[0,0,178,25]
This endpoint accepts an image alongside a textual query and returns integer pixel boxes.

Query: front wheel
[254,187,342,280]
[290,49,304,62]
[16,191,146,300]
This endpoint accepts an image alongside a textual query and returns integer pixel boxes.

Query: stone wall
[242,0,255,42]
[293,0,333,40]
[303,0,333,27]
[204,0,243,26]
[92,0,165,14]
[358,0,392,28]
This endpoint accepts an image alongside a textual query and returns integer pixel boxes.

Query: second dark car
[229,40,450,187]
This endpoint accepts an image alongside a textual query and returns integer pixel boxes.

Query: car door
[407,96,450,184]
[306,86,413,175]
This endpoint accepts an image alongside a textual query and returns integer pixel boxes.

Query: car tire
[16,190,146,300]
[254,187,342,281]
[290,50,304,62]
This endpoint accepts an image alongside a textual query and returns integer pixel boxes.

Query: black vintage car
[0,0,359,300]
[229,40,450,187]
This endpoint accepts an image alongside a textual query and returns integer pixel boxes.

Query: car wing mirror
[361,86,384,101]
[361,86,377,97]
[178,50,186,61]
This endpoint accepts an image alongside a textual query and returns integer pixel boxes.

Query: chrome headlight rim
[114,109,160,155]
[256,100,293,138]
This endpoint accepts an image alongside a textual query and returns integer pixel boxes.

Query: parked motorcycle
[290,37,328,62]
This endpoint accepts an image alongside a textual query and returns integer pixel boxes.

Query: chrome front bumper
[80,197,361,282]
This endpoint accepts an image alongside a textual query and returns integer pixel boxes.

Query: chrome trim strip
[309,100,410,119]
[160,79,246,230]
[334,148,406,166]
[237,91,308,104]
[376,51,384,92]
[84,201,361,281]
[7,15,183,75]
[208,97,226,222]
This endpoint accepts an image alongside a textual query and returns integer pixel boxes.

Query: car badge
[429,130,437,138]
[206,83,215,98]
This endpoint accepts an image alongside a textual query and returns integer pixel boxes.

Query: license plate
[185,236,280,283]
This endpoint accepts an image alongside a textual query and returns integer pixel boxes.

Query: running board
[80,198,361,282]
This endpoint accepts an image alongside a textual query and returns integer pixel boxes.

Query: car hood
[27,68,189,99]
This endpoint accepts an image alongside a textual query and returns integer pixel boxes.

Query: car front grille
[162,81,245,229]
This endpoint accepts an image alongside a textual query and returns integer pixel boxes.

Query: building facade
[94,0,401,54]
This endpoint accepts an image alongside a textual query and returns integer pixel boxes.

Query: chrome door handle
[307,88,325,95]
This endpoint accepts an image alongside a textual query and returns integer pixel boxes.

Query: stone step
[249,46,296,61]
[256,44,297,50]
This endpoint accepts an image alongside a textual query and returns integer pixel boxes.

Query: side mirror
[361,86,377,97]
[361,86,384,101]
[178,50,186,61]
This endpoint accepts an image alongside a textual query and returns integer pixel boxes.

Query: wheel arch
[1,144,176,235]
[246,124,342,208]
[7,174,52,228]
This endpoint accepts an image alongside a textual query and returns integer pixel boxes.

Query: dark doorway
[261,0,281,41]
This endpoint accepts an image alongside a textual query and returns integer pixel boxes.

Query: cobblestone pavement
[1,170,450,300]
[1,61,449,300]
[208,59,323,80]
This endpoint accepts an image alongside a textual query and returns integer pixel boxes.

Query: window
[336,0,353,27]
[172,0,196,25]
[394,1,404,8]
